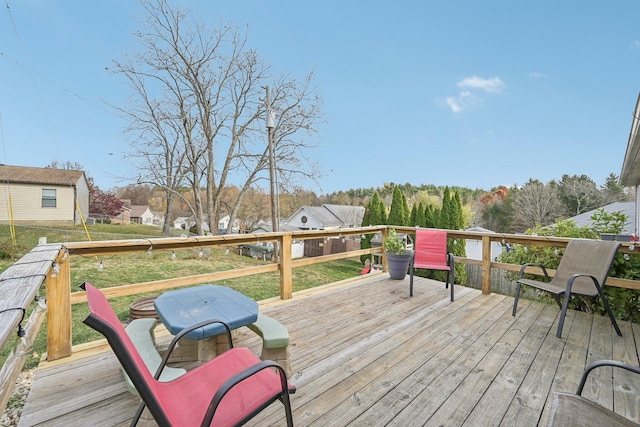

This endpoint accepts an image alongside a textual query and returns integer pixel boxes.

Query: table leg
[196,329,240,362]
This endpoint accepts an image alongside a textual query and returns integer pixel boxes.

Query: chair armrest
[518,262,550,281]
[156,319,233,380]
[576,360,640,395]
[202,359,293,426]
[447,252,454,267]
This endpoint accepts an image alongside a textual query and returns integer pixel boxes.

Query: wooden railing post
[46,249,72,360]
[381,227,389,272]
[280,233,293,300]
[481,234,492,294]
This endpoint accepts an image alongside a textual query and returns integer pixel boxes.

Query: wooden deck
[17,274,640,426]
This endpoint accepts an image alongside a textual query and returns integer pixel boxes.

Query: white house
[0,164,89,226]
[464,226,503,261]
[218,215,242,234]
[286,204,365,230]
[131,205,158,226]
[172,217,210,234]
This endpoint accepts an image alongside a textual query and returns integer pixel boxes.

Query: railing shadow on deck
[2,225,640,414]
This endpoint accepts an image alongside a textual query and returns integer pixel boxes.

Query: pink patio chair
[409,229,454,301]
[81,282,295,427]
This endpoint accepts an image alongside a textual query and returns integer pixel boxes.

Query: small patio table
[154,284,258,361]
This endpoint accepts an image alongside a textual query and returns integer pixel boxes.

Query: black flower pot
[386,251,412,280]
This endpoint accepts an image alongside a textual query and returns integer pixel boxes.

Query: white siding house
[286,204,365,230]
[464,226,503,261]
[0,165,89,226]
[131,205,157,225]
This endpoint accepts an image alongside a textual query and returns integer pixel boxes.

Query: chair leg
[557,291,572,338]
[409,260,414,297]
[448,269,454,302]
[512,282,522,317]
[130,401,146,427]
[595,286,623,337]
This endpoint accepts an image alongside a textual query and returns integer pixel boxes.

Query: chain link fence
[0,224,170,259]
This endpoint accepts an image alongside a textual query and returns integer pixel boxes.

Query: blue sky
[1,1,639,195]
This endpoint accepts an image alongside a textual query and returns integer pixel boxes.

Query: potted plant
[384,228,412,280]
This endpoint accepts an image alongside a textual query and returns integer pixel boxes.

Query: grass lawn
[2,246,364,370]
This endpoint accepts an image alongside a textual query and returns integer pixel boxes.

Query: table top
[154,284,258,340]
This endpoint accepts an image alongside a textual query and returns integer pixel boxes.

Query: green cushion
[124,318,186,396]
[247,313,289,349]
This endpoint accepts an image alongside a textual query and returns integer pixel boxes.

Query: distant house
[217,215,242,234]
[0,164,89,226]
[464,226,503,261]
[131,205,158,225]
[172,217,210,234]
[286,204,365,230]
[173,216,192,230]
[110,199,132,225]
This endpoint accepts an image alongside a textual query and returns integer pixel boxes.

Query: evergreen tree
[409,204,418,227]
[379,198,387,224]
[439,187,452,229]
[451,191,468,284]
[360,193,382,262]
[416,202,426,228]
[601,172,627,204]
[388,186,406,226]
[402,191,410,225]
[425,205,436,228]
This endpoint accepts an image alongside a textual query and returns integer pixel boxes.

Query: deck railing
[2,226,640,412]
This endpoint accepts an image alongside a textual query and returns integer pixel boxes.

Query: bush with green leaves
[384,229,409,254]
[498,214,640,322]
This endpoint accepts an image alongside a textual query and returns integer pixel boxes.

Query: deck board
[16,275,640,426]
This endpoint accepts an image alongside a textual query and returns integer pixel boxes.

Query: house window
[42,189,57,208]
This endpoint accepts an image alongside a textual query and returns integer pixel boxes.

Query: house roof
[130,205,152,217]
[302,206,345,227]
[286,204,365,229]
[566,201,635,235]
[465,226,496,233]
[621,91,640,186]
[0,164,85,186]
[323,204,365,226]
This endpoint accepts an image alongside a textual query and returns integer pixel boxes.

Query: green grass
[2,246,363,370]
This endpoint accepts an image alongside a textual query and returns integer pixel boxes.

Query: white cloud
[457,76,505,93]
[445,91,479,113]
[528,71,548,79]
[444,76,503,113]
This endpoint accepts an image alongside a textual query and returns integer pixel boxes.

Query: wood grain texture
[17,276,640,427]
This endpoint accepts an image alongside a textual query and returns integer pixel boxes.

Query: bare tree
[113,0,323,235]
[514,179,564,231]
[552,174,603,216]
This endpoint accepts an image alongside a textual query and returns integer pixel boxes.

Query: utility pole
[265,86,278,233]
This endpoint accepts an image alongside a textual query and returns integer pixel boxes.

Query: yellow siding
[0,183,77,224]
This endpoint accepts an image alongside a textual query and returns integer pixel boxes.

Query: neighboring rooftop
[0,164,85,186]
[566,201,635,235]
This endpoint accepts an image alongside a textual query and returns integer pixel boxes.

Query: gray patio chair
[512,239,622,338]
[549,359,640,426]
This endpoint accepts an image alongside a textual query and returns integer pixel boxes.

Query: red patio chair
[409,229,454,301]
[81,282,295,427]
